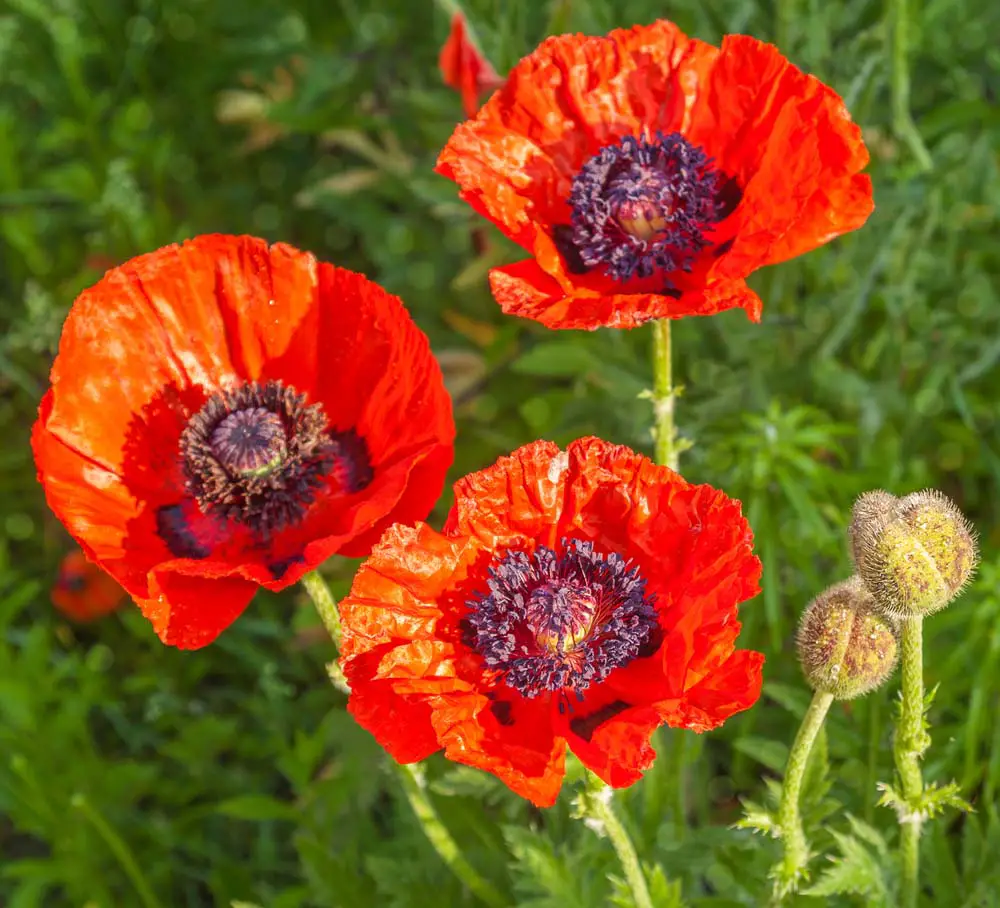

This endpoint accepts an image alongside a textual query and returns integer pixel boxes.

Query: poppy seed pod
[797,577,899,700]
[850,489,978,619]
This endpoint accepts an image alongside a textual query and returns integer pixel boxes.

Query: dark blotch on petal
[156,504,211,559]
[329,429,375,494]
[269,555,306,580]
[490,699,515,726]
[552,224,590,275]
[636,625,664,660]
[569,699,631,743]
[58,573,88,593]
[712,238,735,259]
[714,176,743,220]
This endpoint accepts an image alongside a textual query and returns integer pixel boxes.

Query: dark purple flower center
[178,380,373,537]
[466,538,658,698]
[563,132,728,282]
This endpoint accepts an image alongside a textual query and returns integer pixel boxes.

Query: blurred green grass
[1,0,999,905]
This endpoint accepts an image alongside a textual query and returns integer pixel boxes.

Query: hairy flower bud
[797,577,899,700]
[848,490,897,569]
[850,489,978,618]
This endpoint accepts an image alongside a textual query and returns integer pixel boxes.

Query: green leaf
[213,795,298,822]
[734,799,775,837]
[503,824,599,908]
[802,817,890,902]
[878,780,972,821]
[511,342,600,378]
[609,863,684,908]
[732,737,788,774]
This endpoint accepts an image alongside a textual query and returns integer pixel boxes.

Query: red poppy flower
[435,20,874,330]
[339,437,762,806]
[439,13,504,118]
[51,549,126,622]
[32,234,455,649]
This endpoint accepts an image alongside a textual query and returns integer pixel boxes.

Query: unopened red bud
[797,577,899,700]
[850,489,977,618]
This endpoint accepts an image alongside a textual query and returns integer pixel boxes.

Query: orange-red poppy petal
[687,35,873,273]
[659,647,765,732]
[488,259,764,329]
[433,688,567,807]
[137,569,259,649]
[560,680,661,789]
[439,13,503,118]
[435,22,714,244]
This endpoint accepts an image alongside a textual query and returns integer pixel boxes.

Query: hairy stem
[301,569,342,647]
[583,774,654,908]
[894,617,926,908]
[652,317,688,834]
[299,571,500,904]
[396,763,506,908]
[652,318,679,471]
[775,690,834,898]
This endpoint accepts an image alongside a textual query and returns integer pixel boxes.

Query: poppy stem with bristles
[301,569,342,648]
[651,317,689,838]
[581,773,654,908]
[894,617,926,908]
[300,569,503,906]
[773,690,833,901]
[652,317,679,471]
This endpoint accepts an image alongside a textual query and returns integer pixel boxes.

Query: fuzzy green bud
[848,490,898,570]
[796,577,899,700]
[850,489,978,618]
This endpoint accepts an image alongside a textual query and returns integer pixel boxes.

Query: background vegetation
[1,0,998,904]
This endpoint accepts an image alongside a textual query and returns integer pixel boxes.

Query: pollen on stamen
[178,381,374,538]
[563,132,732,283]
[466,538,659,698]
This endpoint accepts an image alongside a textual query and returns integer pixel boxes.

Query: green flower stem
[775,690,834,895]
[652,317,689,836]
[583,773,654,908]
[652,318,679,471]
[888,0,933,170]
[894,617,927,908]
[72,794,163,908]
[301,570,342,648]
[299,571,501,906]
[396,763,506,908]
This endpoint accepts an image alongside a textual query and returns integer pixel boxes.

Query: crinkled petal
[689,36,873,275]
[137,569,258,649]
[658,648,765,731]
[560,677,661,789]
